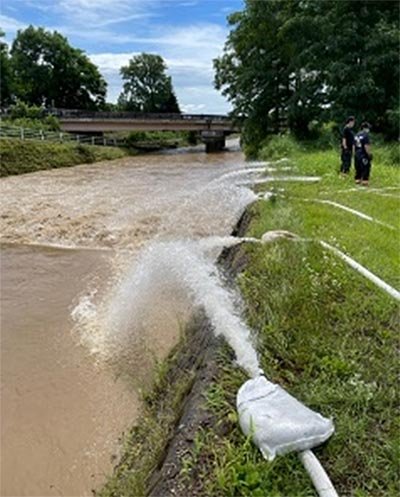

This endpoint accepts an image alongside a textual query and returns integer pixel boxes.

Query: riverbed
[0,143,259,496]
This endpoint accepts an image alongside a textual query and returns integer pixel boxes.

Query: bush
[4,116,60,131]
[124,130,189,148]
[126,131,149,144]
[309,121,341,149]
[243,140,261,159]
[258,134,302,160]
[9,100,44,120]
[386,106,400,140]
[374,143,400,168]
[6,100,60,131]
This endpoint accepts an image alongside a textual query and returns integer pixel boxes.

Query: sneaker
[355,179,361,184]
[361,180,369,186]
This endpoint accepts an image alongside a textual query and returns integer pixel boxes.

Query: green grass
[95,141,399,497]
[178,143,399,496]
[0,138,130,176]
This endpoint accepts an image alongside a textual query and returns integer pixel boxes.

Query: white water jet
[197,235,260,252]
[238,176,321,186]
[246,161,272,168]
[72,239,262,378]
[214,168,265,183]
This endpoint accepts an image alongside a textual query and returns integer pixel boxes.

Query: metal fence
[0,123,124,147]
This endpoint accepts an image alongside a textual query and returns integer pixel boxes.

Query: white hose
[304,199,395,230]
[320,241,400,301]
[299,450,339,497]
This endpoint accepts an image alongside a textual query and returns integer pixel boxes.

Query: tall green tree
[0,30,13,106]
[214,0,325,141]
[118,53,180,113]
[215,0,399,146]
[10,26,106,109]
[320,1,399,133]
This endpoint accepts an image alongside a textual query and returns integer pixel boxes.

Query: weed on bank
[179,142,399,496]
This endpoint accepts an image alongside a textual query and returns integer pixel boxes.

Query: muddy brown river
[0,143,259,496]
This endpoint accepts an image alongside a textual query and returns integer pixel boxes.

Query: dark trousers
[340,149,352,173]
[355,154,371,181]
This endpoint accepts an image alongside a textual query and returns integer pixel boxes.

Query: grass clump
[0,138,129,176]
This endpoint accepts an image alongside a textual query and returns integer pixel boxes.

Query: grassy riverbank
[178,143,399,496]
[0,138,131,177]
[99,141,399,497]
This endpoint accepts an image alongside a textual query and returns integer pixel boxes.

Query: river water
[0,143,261,496]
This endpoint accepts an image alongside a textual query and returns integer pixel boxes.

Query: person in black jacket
[354,122,372,186]
[340,116,355,175]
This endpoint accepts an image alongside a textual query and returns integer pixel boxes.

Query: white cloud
[56,0,157,28]
[177,85,230,114]
[87,22,229,112]
[89,52,134,74]
[0,14,28,36]
[89,52,230,113]
[179,1,198,7]
[3,3,231,113]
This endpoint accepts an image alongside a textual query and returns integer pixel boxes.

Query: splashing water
[72,238,262,378]
[71,160,264,380]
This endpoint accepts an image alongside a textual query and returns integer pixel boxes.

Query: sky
[1,0,244,114]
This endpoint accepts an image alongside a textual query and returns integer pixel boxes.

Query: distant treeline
[214,0,399,148]
[0,27,180,114]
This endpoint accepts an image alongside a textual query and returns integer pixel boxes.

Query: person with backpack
[354,122,372,186]
[340,116,355,175]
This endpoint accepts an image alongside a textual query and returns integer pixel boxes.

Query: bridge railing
[50,108,232,122]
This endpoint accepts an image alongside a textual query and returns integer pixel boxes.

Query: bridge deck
[60,119,236,133]
[56,110,238,133]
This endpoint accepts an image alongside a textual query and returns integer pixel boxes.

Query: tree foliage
[118,53,180,113]
[8,26,106,109]
[0,30,13,106]
[214,0,399,145]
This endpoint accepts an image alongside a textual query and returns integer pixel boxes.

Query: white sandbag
[237,376,334,460]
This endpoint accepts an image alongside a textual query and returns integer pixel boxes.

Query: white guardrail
[0,123,123,147]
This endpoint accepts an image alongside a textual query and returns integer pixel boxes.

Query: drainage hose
[299,450,339,497]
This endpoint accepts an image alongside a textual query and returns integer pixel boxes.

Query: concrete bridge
[55,110,239,153]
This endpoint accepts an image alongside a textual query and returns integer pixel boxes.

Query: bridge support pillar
[201,130,226,153]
